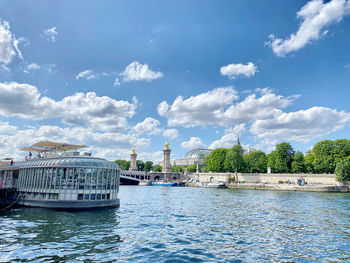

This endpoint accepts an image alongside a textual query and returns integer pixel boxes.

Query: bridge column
[129,149,138,171]
[162,142,172,173]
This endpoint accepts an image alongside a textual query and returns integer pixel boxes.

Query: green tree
[185,164,197,173]
[333,139,350,163]
[244,151,267,173]
[225,144,245,173]
[205,148,228,172]
[304,151,314,173]
[275,142,295,173]
[143,161,153,172]
[312,139,350,173]
[114,159,130,170]
[136,160,145,171]
[267,151,277,173]
[172,166,183,172]
[291,151,306,173]
[153,165,162,172]
[335,158,350,183]
[312,140,335,173]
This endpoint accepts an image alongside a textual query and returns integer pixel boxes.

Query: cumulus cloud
[209,124,245,149]
[267,0,350,57]
[0,19,23,65]
[43,26,58,42]
[0,82,137,132]
[158,86,296,128]
[250,107,350,143]
[159,86,350,147]
[137,151,163,163]
[220,62,258,79]
[120,61,163,82]
[181,137,206,149]
[76,69,97,80]
[133,117,178,139]
[134,117,160,134]
[0,124,150,161]
[162,128,178,139]
[27,63,40,71]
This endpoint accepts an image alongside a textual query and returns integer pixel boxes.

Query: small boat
[177,181,186,187]
[153,181,178,186]
[139,180,152,186]
[200,182,227,188]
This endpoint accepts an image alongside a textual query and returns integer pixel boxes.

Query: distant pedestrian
[29,151,32,159]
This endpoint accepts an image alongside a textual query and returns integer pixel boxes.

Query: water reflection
[0,187,349,262]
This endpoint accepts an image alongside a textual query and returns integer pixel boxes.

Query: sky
[0,0,350,163]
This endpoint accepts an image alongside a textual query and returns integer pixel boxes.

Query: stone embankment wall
[193,172,338,185]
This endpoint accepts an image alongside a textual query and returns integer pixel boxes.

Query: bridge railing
[120,170,150,181]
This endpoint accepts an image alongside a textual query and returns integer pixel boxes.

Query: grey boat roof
[14,156,120,169]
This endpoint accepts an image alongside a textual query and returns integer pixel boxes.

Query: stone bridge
[120,170,186,185]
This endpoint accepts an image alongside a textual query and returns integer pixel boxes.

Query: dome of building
[182,148,212,160]
[172,148,212,167]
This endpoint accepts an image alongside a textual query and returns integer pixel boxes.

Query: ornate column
[129,148,138,171]
[162,142,172,173]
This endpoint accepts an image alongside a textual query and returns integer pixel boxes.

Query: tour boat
[1,141,120,210]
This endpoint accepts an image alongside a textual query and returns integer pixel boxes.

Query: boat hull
[153,182,178,186]
[16,198,120,210]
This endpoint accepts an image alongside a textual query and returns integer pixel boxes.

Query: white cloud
[0,82,137,132]
[134,117,160,134]
[120,61,163,82]
[0,124,150,161]
[76,69,97,80]
[1,64,10,72]
[250,107,350,143]
[209,124,245,149]
[114,77,120,86]
[158,86,296,128]
[43,26,58,42]
[133,117,178,139]
[267,0,350,57]
[158,87,350,148]
[220,62,258,79]
[137,151,163,163]
[0,121,18,134]
[162,128,178,139]
[181,137,206,149]
[27,63,40,70]
[0,19,23,65]
[13,37,24,60]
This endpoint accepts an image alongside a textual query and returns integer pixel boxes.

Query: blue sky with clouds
[0,0,350,162]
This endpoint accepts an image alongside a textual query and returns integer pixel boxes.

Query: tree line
[202,139,350,182]
[114,159,197,173]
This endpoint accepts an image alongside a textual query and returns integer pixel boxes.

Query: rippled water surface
[1,186,350,262]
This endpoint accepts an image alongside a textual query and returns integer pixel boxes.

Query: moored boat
[153,181,178,186]
[1,141,121,210]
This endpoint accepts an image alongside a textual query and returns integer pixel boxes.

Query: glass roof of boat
[15,157,119,169]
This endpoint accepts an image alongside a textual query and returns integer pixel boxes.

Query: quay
[186,172,350,193]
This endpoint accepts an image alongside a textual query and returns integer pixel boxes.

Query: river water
[1,186,349,262]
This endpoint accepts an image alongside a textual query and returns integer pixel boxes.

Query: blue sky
[0,0,350,162]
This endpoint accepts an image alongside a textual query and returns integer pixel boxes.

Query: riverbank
[186,182,350,192]
[226,183,350,193]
